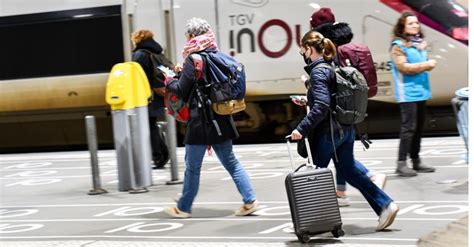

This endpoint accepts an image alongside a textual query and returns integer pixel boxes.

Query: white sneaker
[337,196,350,207]
[376,202,399,231]
[372,174,387,190]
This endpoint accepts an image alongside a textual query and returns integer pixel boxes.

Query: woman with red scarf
[163,18,259,218]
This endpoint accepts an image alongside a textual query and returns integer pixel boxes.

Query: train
[0,0,468,151]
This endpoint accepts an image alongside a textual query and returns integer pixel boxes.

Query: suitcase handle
[285,135,315,171]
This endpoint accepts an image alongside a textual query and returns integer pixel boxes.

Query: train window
[0,5,124,80]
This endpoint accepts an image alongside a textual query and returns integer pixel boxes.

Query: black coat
[296,58,348,138]
[132,39,165,117]
[166,48,239,145]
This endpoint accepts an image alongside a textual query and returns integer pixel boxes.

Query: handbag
[212,99,246,115]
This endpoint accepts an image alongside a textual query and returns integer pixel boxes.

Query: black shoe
[152,154,169,169]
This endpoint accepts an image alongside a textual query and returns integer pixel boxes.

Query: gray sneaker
[412,159,436,173]
[396,161,417,177]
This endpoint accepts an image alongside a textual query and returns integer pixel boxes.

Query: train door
[362,14,397,103]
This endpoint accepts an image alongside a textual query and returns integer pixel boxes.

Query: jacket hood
[313,22,353,46]
[134,39,163,54]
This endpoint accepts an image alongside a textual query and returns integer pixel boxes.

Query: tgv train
[0,0,468,151]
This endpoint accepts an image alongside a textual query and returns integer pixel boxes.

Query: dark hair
[392,11,424,40]
[301,31,336,61]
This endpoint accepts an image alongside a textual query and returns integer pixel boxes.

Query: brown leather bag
[212,99,246,115]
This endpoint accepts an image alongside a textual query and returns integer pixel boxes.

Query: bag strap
[190,54,204,80]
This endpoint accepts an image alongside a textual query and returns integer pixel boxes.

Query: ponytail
[301,31,336,62]
[321,38,336,61]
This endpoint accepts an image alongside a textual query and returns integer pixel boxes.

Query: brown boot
[396,161,417,177]
[412,158,435,172]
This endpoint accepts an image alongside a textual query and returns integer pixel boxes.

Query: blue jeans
[311,128,392,215]
[177,140,257,213]
[336,159,373,192]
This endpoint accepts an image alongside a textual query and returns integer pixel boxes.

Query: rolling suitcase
[285,136,344,243]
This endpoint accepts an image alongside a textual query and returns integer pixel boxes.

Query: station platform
[0,136,469,246]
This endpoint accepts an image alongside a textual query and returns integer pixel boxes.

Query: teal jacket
[390,39,432,103]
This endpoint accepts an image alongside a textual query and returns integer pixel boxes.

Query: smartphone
[157,65,176,77]
[290,95,307,103]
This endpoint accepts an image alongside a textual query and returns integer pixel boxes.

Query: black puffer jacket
[296,58,349,137]
[132,39,165,117]
[166,48,239,145]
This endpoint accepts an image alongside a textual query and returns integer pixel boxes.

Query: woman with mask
[291,30,398,231]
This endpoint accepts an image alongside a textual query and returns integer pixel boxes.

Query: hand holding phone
[290,95,307,106]
[158,65,176,77]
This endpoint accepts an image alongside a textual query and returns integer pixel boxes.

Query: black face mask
[300,49,312,65]
[302,54,312,65]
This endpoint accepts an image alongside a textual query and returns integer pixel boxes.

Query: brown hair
[131,30,154,45]
[301,31,336,61]
[392,11,424,40]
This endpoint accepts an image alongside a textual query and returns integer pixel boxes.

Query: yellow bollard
[105,62,153,192]
[106,62,151,110]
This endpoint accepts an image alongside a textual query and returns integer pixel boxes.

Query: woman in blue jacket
[291,30,398,231]
[390,11,437,177]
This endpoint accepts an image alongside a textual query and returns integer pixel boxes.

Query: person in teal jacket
[390,11,437,177]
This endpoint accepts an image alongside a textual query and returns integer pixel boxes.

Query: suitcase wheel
[297,233,311,243]
[331,226,345,238]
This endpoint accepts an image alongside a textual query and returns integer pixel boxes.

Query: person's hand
[426,59,437,70]
[291,129,303,140]
[300,75,308,83]
[174,63,183,73]
[291,96,307,106]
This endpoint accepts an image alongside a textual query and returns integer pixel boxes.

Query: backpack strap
[190,54,204,80]
[190,54,223,136]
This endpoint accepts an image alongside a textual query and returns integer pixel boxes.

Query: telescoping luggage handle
[285,135,314,171]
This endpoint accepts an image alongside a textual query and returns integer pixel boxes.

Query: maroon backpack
[337,43,378,98]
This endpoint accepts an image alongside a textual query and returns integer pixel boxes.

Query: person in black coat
[131,30,170,169]
[308,8,387,206]
[163,18,258,218]
[291,30,398,231]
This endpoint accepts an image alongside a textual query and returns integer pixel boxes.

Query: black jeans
[149,116,168,163]
[398,101,426,161]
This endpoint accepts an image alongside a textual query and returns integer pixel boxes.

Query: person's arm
[390,45,436,75]
[296,67,332,137]
[166,56,197,101]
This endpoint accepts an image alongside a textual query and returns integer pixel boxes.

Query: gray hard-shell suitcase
[285,136,344,243]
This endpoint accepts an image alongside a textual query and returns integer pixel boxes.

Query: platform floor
[0,137,469,246]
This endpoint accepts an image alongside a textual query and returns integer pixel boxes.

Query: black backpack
[317,63,368,125]
[138,49,174,87]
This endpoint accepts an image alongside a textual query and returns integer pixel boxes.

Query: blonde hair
[301,31,336,61]
[131,30,154,45]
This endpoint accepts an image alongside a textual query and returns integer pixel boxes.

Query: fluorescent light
[73,14,93,18]
[309,3,320,9]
